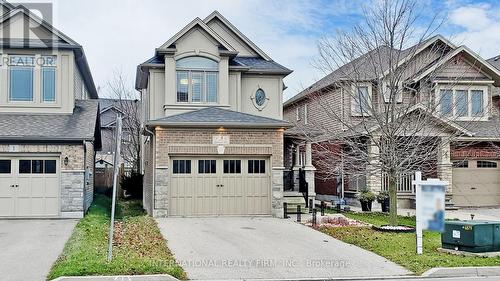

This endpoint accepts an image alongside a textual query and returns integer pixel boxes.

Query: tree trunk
[388,174,398,226]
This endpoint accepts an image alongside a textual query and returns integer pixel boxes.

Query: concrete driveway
[156,217,410,280]
[0,219,77,281]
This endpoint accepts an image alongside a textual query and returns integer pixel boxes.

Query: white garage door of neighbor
[453,160,500,207]
[0,157,60,217]
[169,156,271,216]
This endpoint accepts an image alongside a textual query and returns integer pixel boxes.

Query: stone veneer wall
[143,138,154,215]
[151,127,284,218]
[0,143,87,218]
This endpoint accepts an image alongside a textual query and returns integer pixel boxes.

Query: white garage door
[0,157,59,217]
[453,160,500,207]
[169,156,271,216]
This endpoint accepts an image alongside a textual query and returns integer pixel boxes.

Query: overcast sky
[46,0,500,100]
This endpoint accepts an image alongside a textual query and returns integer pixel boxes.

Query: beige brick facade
[144,127,285,217]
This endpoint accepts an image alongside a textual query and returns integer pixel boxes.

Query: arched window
[176,57,218,103]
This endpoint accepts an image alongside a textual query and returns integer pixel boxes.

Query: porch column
[304,141,316,203]
[437,137,453,194]
[292,144,301,191]
[366,138,382,192]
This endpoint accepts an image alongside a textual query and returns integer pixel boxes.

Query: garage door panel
[0,157,60,217]
[453,160,500,207]
[170,156,271,216]
[0,198,14,216]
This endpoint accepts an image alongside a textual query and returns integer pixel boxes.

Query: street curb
[421,266,500,277]
[51,274,179,281]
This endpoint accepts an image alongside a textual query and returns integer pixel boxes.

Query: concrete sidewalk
[347,205,500,221]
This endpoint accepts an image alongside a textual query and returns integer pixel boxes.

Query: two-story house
[136,11,291,217]
[0,2,100,218]
[284,35,500,208]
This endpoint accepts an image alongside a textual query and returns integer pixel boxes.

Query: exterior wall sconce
[64,156,69,166]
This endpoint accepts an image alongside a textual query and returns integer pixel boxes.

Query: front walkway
[156,217,410,280]
[0,219,77,281]
[348,205,500,221]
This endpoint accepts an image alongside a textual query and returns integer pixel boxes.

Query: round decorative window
[255,88,266,106]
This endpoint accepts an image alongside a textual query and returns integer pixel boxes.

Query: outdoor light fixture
[64,156,69,166]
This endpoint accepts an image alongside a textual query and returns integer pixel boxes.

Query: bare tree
[298,0,486,225]
[106,71,141,172]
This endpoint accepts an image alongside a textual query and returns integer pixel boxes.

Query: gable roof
[146,107,290,128]
[283,35,456,107]
[409,46,500,86]
[487,55,500,72]
[345,104,473,137]
[157,17,236,53]
[0,3,98,99]
[0,99,102,148]
[204,11,271,61]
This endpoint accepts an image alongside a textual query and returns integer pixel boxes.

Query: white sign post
[413,171,447,255]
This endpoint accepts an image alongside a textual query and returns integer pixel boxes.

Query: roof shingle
[147,107,289,128]
[0,100,100,141]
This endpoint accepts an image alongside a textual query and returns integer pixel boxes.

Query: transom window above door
[438,87,487,119]
[176,57,218,103]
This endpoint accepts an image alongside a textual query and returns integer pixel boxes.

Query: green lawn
[47,195,186,280]
[321,211,500,275]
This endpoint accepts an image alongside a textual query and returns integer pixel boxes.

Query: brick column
[366,138,382,192]
[437,137,452,194]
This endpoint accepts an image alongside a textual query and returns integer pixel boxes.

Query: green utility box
[441,220,500,252]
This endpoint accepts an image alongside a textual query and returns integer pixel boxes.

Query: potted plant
[356,189,376,211]
[377,191,390,213]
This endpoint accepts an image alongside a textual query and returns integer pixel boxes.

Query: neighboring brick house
[136,11,292,217]
[284,35,500,208]
[0,2,100,218]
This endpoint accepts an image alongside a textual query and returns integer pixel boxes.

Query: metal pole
[414,171,423,255]
[297,205,301,222]
[321,201,325,216]
[312,208,317,226]
[309,199,313,213]
[107,115,123,262]
[283,202,288,219]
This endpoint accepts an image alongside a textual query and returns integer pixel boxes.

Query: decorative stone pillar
[292,143,301,191]
[272,166,285,218]
[153,166,169,217]
[437,138,453,194]
[366,138,382,192]
[304,141,316,203]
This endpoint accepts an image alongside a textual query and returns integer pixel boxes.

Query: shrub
[121,172,143,199]
[355,189,376,203]
[376,190,390,203]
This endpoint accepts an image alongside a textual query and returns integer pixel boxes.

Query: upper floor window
[176,57,218,103]
[438,87,486,118]
[9,55,34,102]
[352,85,372,116]
[42,56,57,102]
[8,55,57,103]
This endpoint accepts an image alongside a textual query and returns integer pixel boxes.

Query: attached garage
[452,160,500,207]
[0,156,60,217]
[169,156,271,216]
